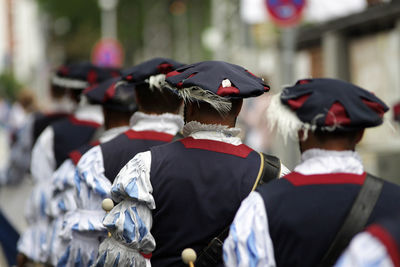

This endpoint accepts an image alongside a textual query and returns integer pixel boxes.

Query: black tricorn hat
[52,62,120,90]
[83,77,137,112]
[266,78,389,142]
[281,78,388,131]
[122,58,185,87]
[165,61,270,113]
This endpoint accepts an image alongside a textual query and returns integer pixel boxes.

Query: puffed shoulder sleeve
[76,145,111,198]
[334,232,393,267]
[30,126,56,183]
[110,151,155,209]
[95,151,155,267]
[223,192,276,267]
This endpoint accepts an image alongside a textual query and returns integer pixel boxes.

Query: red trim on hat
[83,84,97,94]
[157,63,173,74]
[124,130,174,142]
[362,98,385,118]
[180,137,253,158]
[284,172,366,186]
[287,93,311,110]
[68,116,101,128]
[69,150,82,166]
[103,84,116,102]
[245,70,257,77]
[59,66,69,75]
[216,85,240,96]
[111,71,120,77]
[87,70,98,85]
[367,225,400,267]
[167,71,196,88]
[166,70,183,87]
[166,70,181,78]
[394,102,400,121]
[325,102,351,126]
[297,79,311,85]
[140,252,152,259]
[179,73,197,88]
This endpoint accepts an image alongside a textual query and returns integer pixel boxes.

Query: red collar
[180,137,253,158]
[124,130,174,142]
[284,172,367,186]
[68,115,101,128]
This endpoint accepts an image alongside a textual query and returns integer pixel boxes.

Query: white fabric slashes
[58,113,183,267]
[96,120,288,266]
[334,232,394,267]
[223,192,276,267]
[45,126,128,266]
[96,237,151,267]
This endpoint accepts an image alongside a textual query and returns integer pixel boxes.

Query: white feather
[52,75,89,89]
[146,74,166,91]
[266,94,312,143]
[163,83,232,114]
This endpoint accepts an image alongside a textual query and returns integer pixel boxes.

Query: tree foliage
[0,72,22,100]
[35,0,211,65]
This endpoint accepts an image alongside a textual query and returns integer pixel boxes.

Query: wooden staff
[181,248,197,267]
[102,198,114,237]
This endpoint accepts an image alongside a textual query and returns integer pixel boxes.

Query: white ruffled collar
[183,121,242,145]
[129,111,184,135]
[294,148,364,175]
[99,126,130,143]
[74,104,104,124]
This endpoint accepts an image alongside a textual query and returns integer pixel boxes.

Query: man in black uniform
[95,61,289,267]
[17,62,118,266]
[224,78,400,267]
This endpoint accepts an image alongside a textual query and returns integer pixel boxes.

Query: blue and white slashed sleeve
[47,159,77,218]
[223,192,276,267]
[110,151,155,208]
[95,151,155,267]
[75,145,112,210]
[30,126,56,183]
[60,145,111,239]
[1,114,34,185]
[334,232,394,267]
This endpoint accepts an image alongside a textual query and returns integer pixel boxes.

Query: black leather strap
[195,153,281,267]
[259,153,281,185]
[318,173,384,266]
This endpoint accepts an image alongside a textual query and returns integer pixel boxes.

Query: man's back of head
[266,78,389,152]
[165,60,270,127]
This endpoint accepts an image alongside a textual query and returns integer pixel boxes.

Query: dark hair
[135,84,182,114]
[50,85,67,99]
[185,98,243,127]
[191,98,242,117]
[69,89,84,103]
[313,129,362,143]
[102,107,133,130]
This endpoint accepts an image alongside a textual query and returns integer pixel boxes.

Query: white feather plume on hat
[266,93,316,143]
